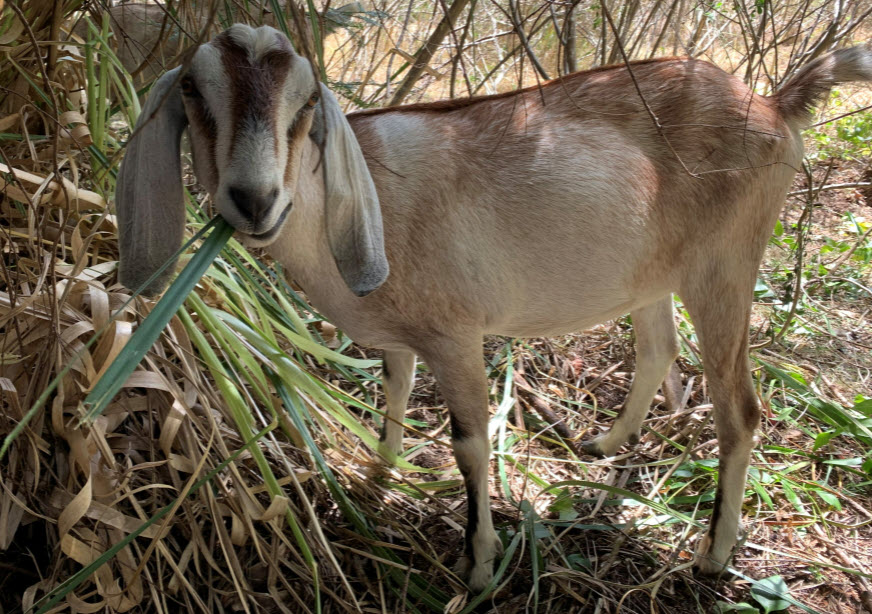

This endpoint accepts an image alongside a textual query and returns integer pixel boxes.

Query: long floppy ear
[115,67,188,295]
[318,83,389,297]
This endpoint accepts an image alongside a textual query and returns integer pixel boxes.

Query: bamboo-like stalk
[389,0,473,105]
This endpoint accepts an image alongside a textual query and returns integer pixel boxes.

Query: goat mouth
[248,202,292,241]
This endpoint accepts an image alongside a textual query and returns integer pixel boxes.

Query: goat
[115,24,872,592]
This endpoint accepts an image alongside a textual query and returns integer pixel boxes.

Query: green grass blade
[217,310,379,369]
[80,217,234,424]
[272,377,449,611]
[306,0,327,81]
[0,221,221,461]
[761,360,872,444]
[543,480,702,527]
[178,303,321,608]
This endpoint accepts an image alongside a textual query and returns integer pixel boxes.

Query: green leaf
[814,489,841,510]
[716,602,759,613]
[755,278,775,298]
[567,554,592,572]
[813,431,836,450]
[760,362,872,445]
[549,489,578,521]
[752,480,774,509]
[855,399,872,417]
[751,575,791,613]
[542,480,701,527]
[81,218,234,424]
[781,481,805,513]
[773,219,784,237]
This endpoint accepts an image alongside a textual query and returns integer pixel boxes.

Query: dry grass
[2,2,872,613]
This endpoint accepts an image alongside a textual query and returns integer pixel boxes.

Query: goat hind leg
[583,296,679,457]
[683,280,760,574]
[420,338,501,593]
[377,349,416,465]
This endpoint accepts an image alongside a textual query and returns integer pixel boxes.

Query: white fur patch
[189,43,232,169]
[226,24,286,61]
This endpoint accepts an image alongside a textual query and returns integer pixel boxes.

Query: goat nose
[228,185,280,223]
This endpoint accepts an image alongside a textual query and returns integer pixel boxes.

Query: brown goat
[115,25,872,592]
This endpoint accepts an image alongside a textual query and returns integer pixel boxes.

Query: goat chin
[236,225,287,248]
[114,23,872,594]
[236,233,275,248]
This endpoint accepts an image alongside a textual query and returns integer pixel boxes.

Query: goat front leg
[377,349,416,465]
[419,337,502,593]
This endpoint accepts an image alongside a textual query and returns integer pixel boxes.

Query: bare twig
[389,0,473,106]
[513,370,583,456]
[600,0,698,178]
[812,104,872,128]
[774,159,834,345]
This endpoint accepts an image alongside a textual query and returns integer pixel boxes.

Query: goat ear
[115,67,188,295]
[318,83,389,297]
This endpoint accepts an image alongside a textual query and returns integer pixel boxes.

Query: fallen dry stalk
[513,370,583,456]
[0,162,105,210]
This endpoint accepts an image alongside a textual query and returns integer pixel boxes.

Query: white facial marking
[227,24,286,62]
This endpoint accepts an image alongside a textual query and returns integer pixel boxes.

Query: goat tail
[774,43,872,126]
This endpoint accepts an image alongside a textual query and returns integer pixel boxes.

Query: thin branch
[389,0,473,106]
[812,104,872,128]
[787,182,872,197]
[600,0,698,179]
[774,159,834,345]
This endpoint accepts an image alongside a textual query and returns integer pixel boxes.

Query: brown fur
[775,45,872,122]
[349,57,681,117]
[345,59,791,335]
[213,31,294,156]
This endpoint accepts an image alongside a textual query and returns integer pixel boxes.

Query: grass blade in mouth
[80,216,235,425]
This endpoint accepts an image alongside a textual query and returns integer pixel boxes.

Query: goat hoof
[454,556,491,593]
[454,554,472,577]
[455,535,503,593]
[580,439,607,458]
[457,555,497,594]
[467,562,494,594]
[693,535,730,578]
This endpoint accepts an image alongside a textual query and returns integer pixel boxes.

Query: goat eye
[306,93,320,107]
[180,77,198,96]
